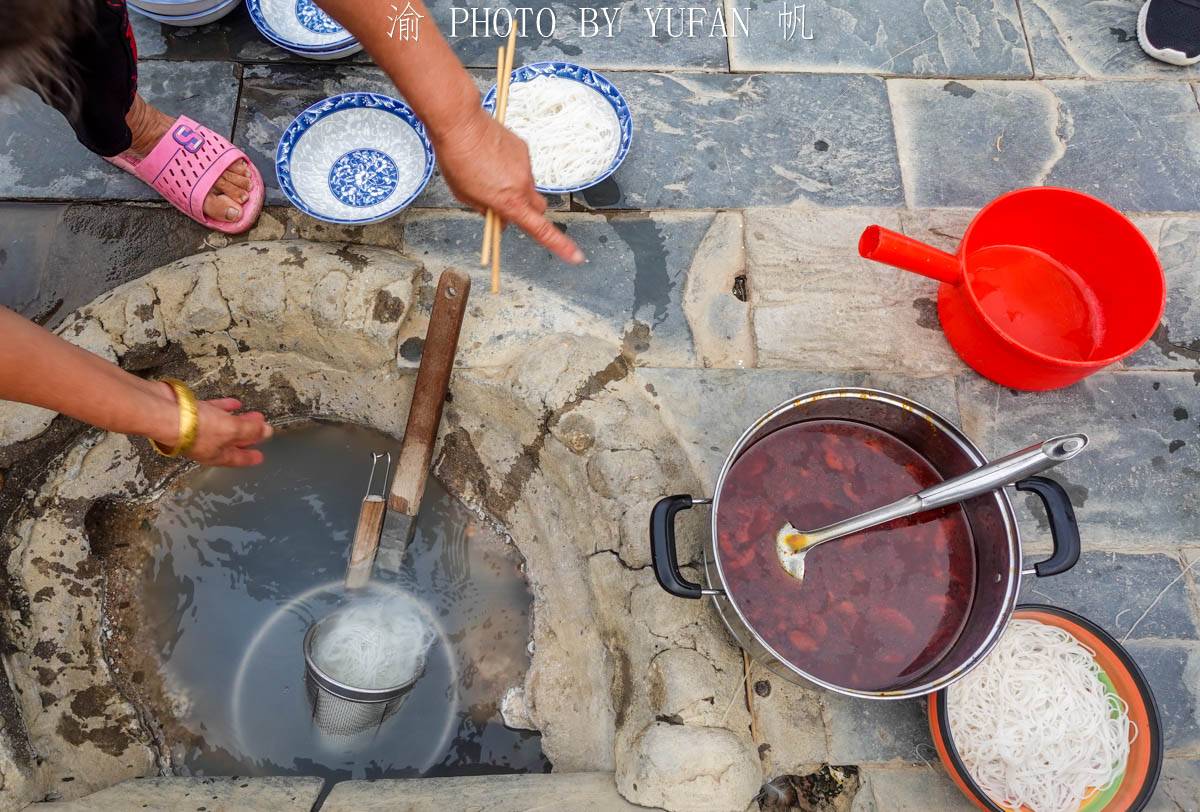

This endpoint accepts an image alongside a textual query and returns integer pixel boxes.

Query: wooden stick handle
[345,496,386,590]
[389,269,471,515]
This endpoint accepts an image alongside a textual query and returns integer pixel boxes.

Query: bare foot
[125,94,253,223]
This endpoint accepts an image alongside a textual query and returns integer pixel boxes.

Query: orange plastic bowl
[928,605,1162,812]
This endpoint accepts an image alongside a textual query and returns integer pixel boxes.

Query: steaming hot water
[134,421,547,778]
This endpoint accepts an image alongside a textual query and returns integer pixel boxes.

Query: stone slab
[0,203,215,329]
[430,0,728,70]
[727,0,1030,78]
[234,64,564,211]
[957,372,1200,549]
[823,694,932,765]
[0,203,65,321]
[402,210,713,367]
[636,368,958,481]
[1019,551,1200,642]
[1021,0,1200,79]
[890,79,1200,211]
[861,766,973,810]
[744,206,963,375]
[1126,217,1200,370]
[1124,642,1200,755]
[1149,759,1200,811]
[42,776,324,811]
[574,72,904,210]
[320,772,642,811]
[0,61,240,201]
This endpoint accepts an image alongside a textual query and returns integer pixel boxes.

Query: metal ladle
[775,433,1088,580]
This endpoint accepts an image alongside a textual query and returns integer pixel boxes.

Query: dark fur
[0,0,93,113]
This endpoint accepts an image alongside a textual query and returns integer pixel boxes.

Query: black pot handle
[1016,475,1081,578]
[650,495,711,599]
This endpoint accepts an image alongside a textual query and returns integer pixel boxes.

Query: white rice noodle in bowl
[947,619,1135,812]
[505,75,621,191]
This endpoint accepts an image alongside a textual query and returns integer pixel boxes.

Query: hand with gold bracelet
[0,307,272,468]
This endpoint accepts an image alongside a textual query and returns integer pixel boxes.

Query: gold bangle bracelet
[150,378,199,458]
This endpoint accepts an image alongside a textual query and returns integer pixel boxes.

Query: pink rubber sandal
[107,115,264,234]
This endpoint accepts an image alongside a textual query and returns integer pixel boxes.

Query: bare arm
[0,308,271,467]
[317,0,584,264]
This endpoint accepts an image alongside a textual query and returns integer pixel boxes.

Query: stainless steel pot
[650,388,1082,699]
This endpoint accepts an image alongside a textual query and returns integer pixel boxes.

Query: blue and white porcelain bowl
[482,61,633,195]
[129,0,241,27]
[276,93,434,225]
[246,0,360,58]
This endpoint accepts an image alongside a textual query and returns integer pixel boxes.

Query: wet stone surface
[0,61,240,201]
[1019,551,1200,642]
[727,0,1030,77]
[1124,642,1200,754]
[957,373,1200,549]
[0,203,213,328]
[890,79,1200,211]
[576,72,904,210]
[402,211,713,367]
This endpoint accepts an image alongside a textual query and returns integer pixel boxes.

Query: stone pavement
[1,1,1198,809]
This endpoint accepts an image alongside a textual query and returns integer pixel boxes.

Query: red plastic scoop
[859,187,1164,390]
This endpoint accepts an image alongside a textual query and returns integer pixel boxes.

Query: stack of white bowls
[245,0,362,60]
[128,0,242,27]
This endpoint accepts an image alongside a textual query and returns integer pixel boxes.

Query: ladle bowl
[859,187,1165,390]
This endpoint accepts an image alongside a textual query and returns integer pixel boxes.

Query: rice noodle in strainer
[947,619,1135,812]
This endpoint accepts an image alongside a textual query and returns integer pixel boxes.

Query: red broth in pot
[716,419,976,692]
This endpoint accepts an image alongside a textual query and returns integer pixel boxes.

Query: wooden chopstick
[479,46,504,268]
[480,25,518,293]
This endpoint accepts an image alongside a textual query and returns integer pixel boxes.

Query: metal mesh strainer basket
[302,615,420,737]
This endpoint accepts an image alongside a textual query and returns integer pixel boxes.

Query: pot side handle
[1016,476,1081,577]
[650,495,710,599]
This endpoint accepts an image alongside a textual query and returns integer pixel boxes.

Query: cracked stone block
[859,766,972,810]
[890,79,1200,211]
[429,0,727,70]
[574,72,903,210]
[1126,217,1200,370]
[322,773,640,811]
[616,721,762,812]
[1019,551,1199,642]
[638,368,958,481]
[234,64,562,210]
[0,203,213,329]
[745,667,829,772]
[727,0,1030,78]
[41,776,325,811]
[823,694,933,763]
[1149,759,1200,811]
[403,211,712,367]
[957,372,1200,548]
[0,61,240,201]
[745,206,963,374]
[1021,0,1200,79]
[1124,641,1200,754]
